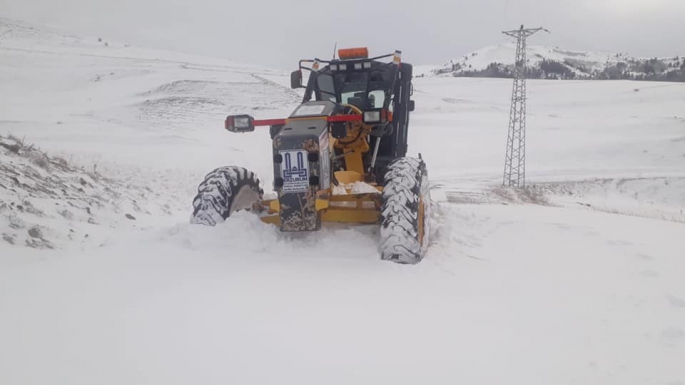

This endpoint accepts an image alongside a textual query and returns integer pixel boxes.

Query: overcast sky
[2,0,683,69]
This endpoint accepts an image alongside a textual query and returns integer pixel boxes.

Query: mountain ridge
[424,43,685,82]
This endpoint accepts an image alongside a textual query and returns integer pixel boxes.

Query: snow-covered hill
[1,18,685,385]
[429,42,685,81]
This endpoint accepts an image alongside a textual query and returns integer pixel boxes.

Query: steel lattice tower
[502,25,548,188]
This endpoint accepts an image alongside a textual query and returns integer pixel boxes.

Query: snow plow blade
[258,189,382,229]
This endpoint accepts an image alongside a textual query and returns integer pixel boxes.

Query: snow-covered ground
[1,19,685,385]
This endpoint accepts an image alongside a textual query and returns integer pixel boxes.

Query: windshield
[316,74,336,102]
[340,89,386,108]
[312,66,393,109]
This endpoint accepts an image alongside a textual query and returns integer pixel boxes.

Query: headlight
[363,111,381,124]
[225,114,255,133]
[233,116,251,129]
[362,109,389,125]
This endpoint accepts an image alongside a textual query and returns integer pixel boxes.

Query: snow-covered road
[1,19,684,384]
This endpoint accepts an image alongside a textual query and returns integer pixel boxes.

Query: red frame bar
[327,115,363,123]
[252,115,363,127]
[253,118,287,127]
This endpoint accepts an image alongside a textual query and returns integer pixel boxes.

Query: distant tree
[666,71,679,81]
[602,63,629,80]
[485,62,503,77]
[527,66,543,79]
[643,61,656,75]
[540,59,573,79]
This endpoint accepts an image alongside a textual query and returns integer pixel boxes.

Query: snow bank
[0,135,175,249]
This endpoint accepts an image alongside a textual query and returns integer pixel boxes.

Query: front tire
[190,166,263,226]
[379,157,431,264]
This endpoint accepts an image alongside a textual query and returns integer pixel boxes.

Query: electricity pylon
[502,25,549,188]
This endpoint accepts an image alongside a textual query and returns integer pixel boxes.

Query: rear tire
[379,157,431,264]
[190,166,263,226]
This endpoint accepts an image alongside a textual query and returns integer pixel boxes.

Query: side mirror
[290,70,302,89]
[225,114,255,133]
[401,63,413,80]
[408,100,415,112]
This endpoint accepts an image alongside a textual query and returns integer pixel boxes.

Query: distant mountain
[424,43,685,82]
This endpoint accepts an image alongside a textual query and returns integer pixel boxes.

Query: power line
[502,25,549,188]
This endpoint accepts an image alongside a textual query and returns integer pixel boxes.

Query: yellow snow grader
[190,47,431,264]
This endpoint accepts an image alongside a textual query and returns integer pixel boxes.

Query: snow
[331,181,381,195]
[1,18,685,384]
[350,181,381,194]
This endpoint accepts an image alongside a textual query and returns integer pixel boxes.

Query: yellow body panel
[334,171,363,184]
[315,199,330,211]
[343,149,365,175]
[322,209,380,223]
[258,190,382,226]
[260,215,280,225]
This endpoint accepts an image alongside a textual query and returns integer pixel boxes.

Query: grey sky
[2,0,683,69]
